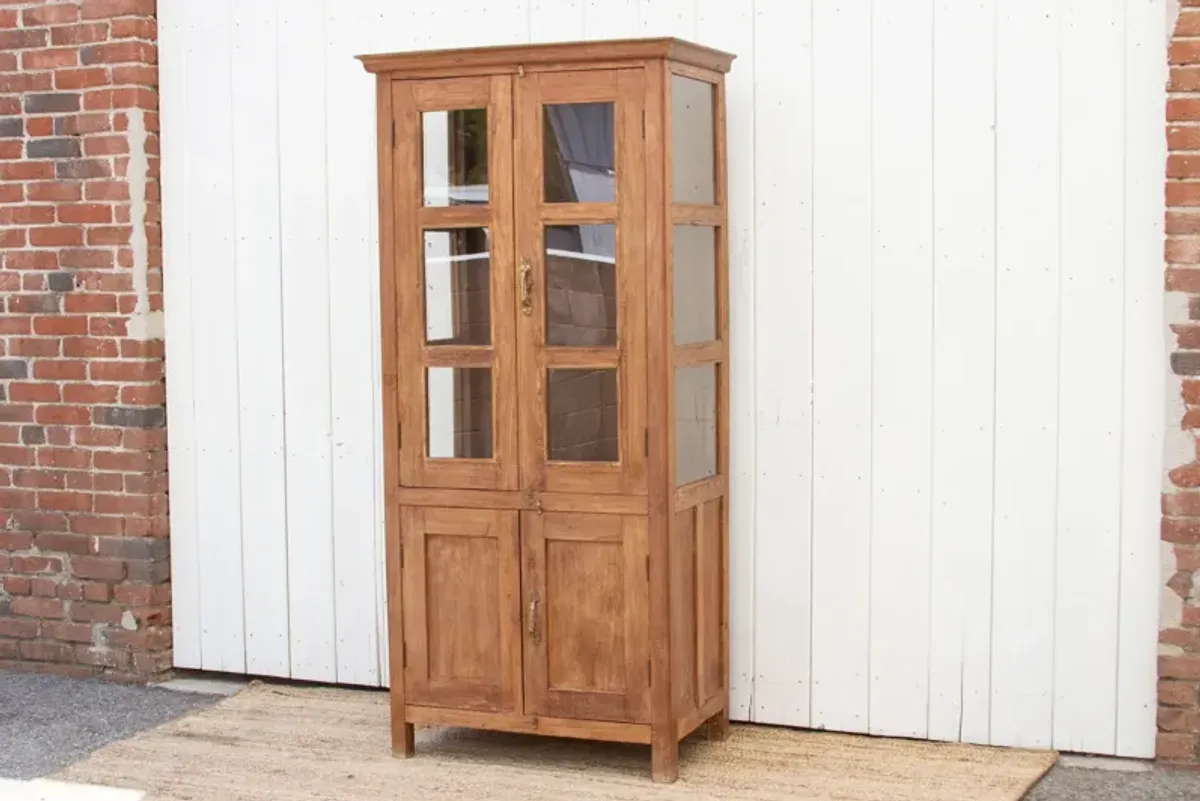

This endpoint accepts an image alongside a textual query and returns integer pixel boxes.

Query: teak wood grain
[376,73,413,757]
[522,512,650,723]
[643,56,677,782]
[366,38,734,783]
[358,38,735,76]
[401,507,522,712]
[710,73,732,744]
[514,68,648,497]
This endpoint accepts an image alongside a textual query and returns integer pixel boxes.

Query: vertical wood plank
[713,75,731,739]
[400,505,428,696]
[584,0,639,39]
[638,0,694,38]
[279,0,337,682]
[928,0,996,745]
[519,510,548,718]
[1117,0,1168,760]
[159,0,202,670]
[478,0,530,45]
[617,69,649,493]
[697,0,755,724]
[513,72,542,495]
[624,515,652,720]
[489,75,521,493]
[990,0,1061,749]
[643,57,677,781]
[671,508,698,716]
[378,76,412,747]
[698,499,724,705]
[810,0,872,734]
[530,0,585,42]
[868,0,934,739]
[190,0,246,674]
[422,0,473,48]
[1052,0,1126,755]
[327,0,382,687]
[393,80,423,490]
[231,0,289,677]
[367,0,394,689]
[750,0,813,728]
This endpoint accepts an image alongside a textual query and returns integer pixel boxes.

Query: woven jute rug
[56,682,1056,801]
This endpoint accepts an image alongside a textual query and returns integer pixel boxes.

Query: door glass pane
[423,108,487,206]
[424,228,490,345]
[671,75,715,204]
[427,367,492,459]
[547,368,618,462]
[544,103,615,203]
[672,225,716,345]
[545,224,617,347]
[675,365,717,485]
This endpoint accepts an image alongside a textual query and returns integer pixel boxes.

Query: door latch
[528,591,541,645]
[519,259,534,316]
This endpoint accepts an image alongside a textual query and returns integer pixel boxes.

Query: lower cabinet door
[522,511,651,723]
[401,506,522,712]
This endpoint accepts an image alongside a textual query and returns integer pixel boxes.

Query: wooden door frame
[513,67,648,497]
[392,75,519,491]
[521,510,651,723]
[400,506,523,712]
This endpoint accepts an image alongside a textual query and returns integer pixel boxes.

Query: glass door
[513,68,647,496]
[392,76,518,490]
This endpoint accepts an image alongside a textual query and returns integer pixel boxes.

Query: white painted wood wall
[160,0,1169,757]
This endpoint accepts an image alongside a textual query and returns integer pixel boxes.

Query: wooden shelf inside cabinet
[359,38,735,784]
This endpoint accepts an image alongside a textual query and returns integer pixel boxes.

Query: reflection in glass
[544,103,615,203]
[424,228,490,346]
[547,368,619,462]
[423,108,488,206]
[545,225,617,347]
[672,225,716,345]
[427,368,493,459]
[671,76,715,204]
[675,366,717,485]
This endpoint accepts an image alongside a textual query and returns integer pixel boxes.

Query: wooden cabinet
[360,38,735,783]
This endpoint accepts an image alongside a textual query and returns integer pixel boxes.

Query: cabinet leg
[651,736,679,783]
[703,709,730,742]
[392,722,415,758]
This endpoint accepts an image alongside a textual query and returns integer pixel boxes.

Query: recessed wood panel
[671,507,697,716]
[523,512,649,723]
[401,507,521,712]
[698,498,723,705]
[546,538,626,693]
[425,534,501,683]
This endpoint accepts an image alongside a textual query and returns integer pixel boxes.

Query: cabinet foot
[392,722,415,758]
[651,737,679,783]
[703,709,730,742]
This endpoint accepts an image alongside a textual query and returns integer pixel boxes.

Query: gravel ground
[0,672,219,780]
[1026,764,1200,801]
[2,671,1199,799]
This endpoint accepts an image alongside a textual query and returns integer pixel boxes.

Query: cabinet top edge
[357,37,735,77]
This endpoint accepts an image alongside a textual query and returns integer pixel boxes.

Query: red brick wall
[1166,0,1200,765]
[0,0,167,680]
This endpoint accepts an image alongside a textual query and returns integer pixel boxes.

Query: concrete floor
[1,671,1198,798]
